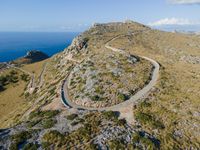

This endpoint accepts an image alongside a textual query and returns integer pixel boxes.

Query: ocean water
[0,32,79,62]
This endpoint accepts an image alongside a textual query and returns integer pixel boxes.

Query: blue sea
[0,32,79,62]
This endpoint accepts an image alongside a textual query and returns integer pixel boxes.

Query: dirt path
[38,63,47,88]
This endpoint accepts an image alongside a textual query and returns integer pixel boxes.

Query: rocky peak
[25,50,48,59]
[11,50,49,64]
[24,50,49,62]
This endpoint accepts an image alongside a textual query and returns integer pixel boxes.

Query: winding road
[61,32,160,112]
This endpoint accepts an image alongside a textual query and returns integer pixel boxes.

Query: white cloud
[148,18,200,26]
[169,0,200,4]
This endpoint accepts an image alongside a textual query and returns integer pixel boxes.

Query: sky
[0,0,200,32]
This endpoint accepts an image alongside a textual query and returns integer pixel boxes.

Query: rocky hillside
[0,21,200,149]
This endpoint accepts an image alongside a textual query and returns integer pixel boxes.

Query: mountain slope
[0,21,200,149]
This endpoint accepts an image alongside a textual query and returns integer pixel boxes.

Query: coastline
[0,32,79,62]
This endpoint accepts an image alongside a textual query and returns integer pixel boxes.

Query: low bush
[108,139,126,149]
[140,101,151,108]
[66,113,78,120]
[42,130,65,148]
[117,118,127,126]
[118,93,129,101]
[135,112,165,129]
[22,143,39,150]
[42,118,57,129]
[132,132,157,149]
[21,74,30,82]
[10,131,32,150]
[102,111,118,120]
[91,95,101,101]
[0,70,19,90]
[27,119,41,128]
[29,110,59,120]
[49,87,56,95]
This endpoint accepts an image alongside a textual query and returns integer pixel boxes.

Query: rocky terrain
[68,53,152,108]
[0,21,200,149]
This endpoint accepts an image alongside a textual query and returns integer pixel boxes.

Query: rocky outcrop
[11,50,49,64]
[63,35,87,57]
[24,50,49,61]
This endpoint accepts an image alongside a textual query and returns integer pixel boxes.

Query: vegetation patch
[108,139,126,149]
[10,131,32,150]
[22,143,39,150]
[41,118,57,129]
[135,112,165,129]
[29,110,59,120]
[27,110,59,129]
[66,113,78,120]
[102,111,119,121]
[132,132,160,149]
[0,70,19,92]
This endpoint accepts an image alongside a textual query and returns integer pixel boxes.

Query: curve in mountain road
[61,32,160,112]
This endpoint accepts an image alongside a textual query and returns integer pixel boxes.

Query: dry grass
[107,27,200,149]
[0,69,28,128]
[21,59,48,80]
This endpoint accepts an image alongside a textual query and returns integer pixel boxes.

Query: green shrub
[41,142,50,149]
[132,132,157,149]
[0,76,8,86]
[0,71,19,89]
[49,87,56,95]
[27,119,41,128]
[10,70,17,75]
[109,139,126,149]
[11,131,32,149]
[102,111,118,120]
[135,112,153,122]
[66,113,78,120]
[12,131,32,144]
[91,95,101,101]
[117,118,127,126]
[42,118,57,129]
[21,74,30,82]
[132,132,140,143]
[29,110,59,120]
[42,130,65,147]
[118,93,129,101]
[140,101,151,108]
[22,143,39,150]
[135,112,165,129]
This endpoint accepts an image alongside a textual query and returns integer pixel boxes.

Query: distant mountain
[11,50,49,64]
[152,24,200,32]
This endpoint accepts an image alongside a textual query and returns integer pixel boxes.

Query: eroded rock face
[64,35,87,56]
